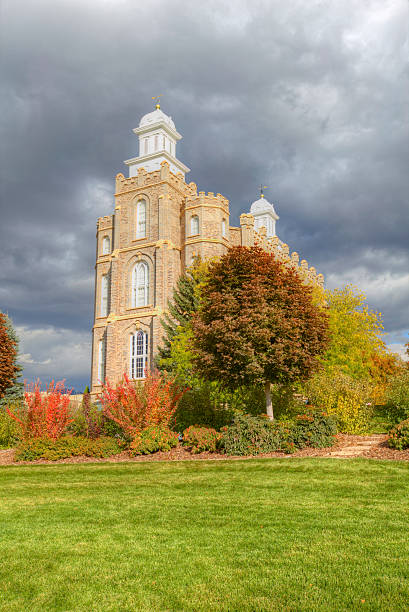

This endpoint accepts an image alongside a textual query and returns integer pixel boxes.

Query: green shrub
[291,408,337,449]
[173,384,234,432]
[130,425,179,456]
[304,370,372,433]
[101,415,130,442]
[221,412,286,456]
[0,406,20,448]
[182,426,222,453]
[384,370,409,425]
[387,419,409,450]
[15,436,123,461]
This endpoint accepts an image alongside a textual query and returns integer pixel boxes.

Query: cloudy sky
[1,0,408,391]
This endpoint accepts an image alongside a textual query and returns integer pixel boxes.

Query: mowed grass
[0,459,408,612]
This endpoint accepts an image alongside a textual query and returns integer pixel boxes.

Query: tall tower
[124,103,190,177]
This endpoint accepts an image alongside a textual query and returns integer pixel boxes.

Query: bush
[100,371,186,437]
[174,384,234,432]
[130,425,179,456]
[291,408,337,449]
[384,370,409,424]
[69,394,103,439]
[304,370,372,433]
[221,412,286,456]
[0,406,20,448]
[7,379,73,440]
[15,436,123,462]
[182,426,222,453]
[387,419,409,450]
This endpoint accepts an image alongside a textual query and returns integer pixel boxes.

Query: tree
[191,246,329,418]
[157,257,209,377]
[322,285,386,380]
[0,312,23,406]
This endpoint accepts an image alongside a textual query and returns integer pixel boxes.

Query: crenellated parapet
[185,189,229,212]
[115,162,188,195]
[238,214,324,288]
[97,215,114,231]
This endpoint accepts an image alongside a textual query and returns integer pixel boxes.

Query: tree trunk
[265,381,274,420]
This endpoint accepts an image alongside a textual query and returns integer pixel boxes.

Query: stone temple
[91,104,322,393]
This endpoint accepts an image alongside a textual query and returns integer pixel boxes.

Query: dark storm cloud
[1,0,408,387]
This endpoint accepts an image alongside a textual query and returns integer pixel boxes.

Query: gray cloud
[1,0,408,388]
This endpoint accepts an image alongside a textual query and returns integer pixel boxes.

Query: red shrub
[7,380,73,440]
[99,370,186,437]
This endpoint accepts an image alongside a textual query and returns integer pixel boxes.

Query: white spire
[124,102,190,178]
[250,193,279,238]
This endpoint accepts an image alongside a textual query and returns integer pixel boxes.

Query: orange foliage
[99,370,186,437]
[7,380,73,440]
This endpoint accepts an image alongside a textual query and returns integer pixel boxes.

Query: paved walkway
[329,435,385,458]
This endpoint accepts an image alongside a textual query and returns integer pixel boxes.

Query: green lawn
[0,459,408,611]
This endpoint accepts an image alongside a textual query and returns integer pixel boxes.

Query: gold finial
[152,95,163,109]
[259,184,268,198]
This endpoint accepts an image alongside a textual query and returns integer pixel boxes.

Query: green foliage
[323,285,386,380]
[0,312,23,407]
[100,415,129,442]
[0,406,20,448]
[129,424,179,455]
[221,412,287,456]
[182,426,222,453]
[15,436,123,462]
[304,369,372,433]
[221,408,337,456]
[173,382,265,432]
[158,257,209,377]
[69,393,103,439]
[388,419,409,450]
[291,409,337,449]
[384,369,409,424]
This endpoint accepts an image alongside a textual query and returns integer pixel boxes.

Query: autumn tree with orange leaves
[191,246,329,419]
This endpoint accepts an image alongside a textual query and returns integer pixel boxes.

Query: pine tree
[157,258,208,370]
[0,312,23,407]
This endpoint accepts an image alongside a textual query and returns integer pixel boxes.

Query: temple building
[91,104,322,393]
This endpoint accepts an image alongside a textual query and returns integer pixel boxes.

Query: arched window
[97,337,106,383]
[102,236,110,255]
[100,274,109,317]
[130,330,148,379]
[221,219,226,237]
[190,215,199,235]
[136,200,147,239]
[132,261,149,307]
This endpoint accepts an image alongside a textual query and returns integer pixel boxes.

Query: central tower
[124,103,190,177]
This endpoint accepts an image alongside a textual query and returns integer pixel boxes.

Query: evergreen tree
[0,312,23,407]
[157,258,208,371]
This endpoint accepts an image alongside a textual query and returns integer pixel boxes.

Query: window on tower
[222,219,226,237]
[130,330,148,379]
[102,236,110,255]
[132,261,149,307]
[100,274,109,317]
[190,215,199,235]
[98,336,106,383]
[136,200,147,238]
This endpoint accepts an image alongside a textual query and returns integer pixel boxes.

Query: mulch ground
[0,434,408,466]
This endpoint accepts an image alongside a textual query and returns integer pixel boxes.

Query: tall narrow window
[100,274,109,317]
[132,262,149,307]
[162,135,165,149]
[221,219,226,237]
[154,134,158,150]
[102,236,110,255]
[97,337,106,383]
[130,331,148,379]
[136,200,146,238]
[190,215,199,235]
[144,138,148,154]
